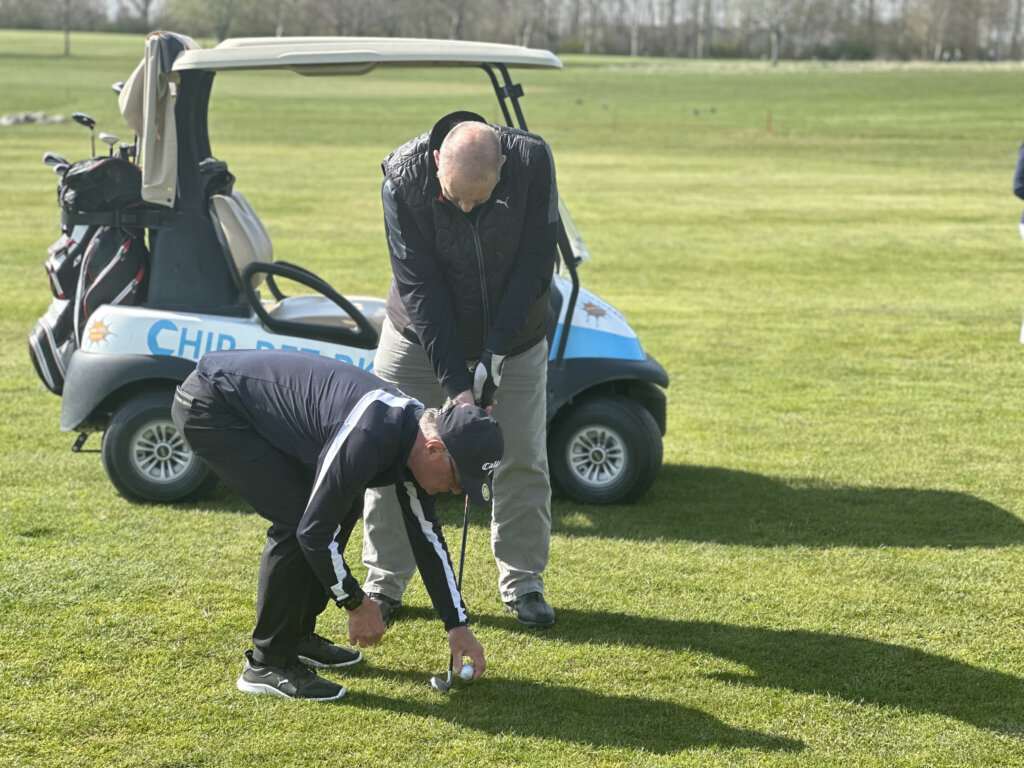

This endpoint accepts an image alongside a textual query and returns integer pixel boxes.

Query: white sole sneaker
[236,672,346,701]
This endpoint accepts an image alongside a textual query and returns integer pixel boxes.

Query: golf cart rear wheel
[549,395,662,505]
[101,390,217,503]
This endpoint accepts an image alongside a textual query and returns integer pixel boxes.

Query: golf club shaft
[457,493,469,590]
[447,493,471,675]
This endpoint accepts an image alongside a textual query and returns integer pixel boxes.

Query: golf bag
[28,297,74,395]
[75,226,148,329]
[28,228,93,394]
[29,157,150,395]
[59,156,142,213]
[44,226,97,300]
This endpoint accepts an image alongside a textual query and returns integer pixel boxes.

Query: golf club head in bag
[72,112,96,157]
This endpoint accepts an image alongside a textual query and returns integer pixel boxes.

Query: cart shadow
[469,609,1024,738]
[189,464,1024,549]
[551,465,1024,548]
[344,669,803,754]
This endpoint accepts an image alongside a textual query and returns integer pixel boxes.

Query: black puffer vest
[382,125,552,360]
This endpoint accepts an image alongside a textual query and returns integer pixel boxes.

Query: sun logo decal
[582,301,606,325]
[87,319,112,344]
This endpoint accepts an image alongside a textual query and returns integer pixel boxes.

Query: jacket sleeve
[295,426,386,606]
[484,141,558,356]
[383,178,474,397]
[393,482,468,630]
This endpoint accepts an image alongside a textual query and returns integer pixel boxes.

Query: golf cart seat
[209,190,381,348]
[210,191,273,283]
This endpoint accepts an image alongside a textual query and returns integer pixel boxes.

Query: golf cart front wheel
[101,390,217,503]
[549,395,662,505]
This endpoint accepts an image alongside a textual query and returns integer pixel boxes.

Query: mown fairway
[3,29,1024,767]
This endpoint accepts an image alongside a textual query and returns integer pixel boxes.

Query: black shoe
[504,592,555,628]
[367,592,402,625]
[236,652,346,701]
[296,633,363,669]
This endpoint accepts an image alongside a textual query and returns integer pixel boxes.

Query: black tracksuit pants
[171,373,358,669]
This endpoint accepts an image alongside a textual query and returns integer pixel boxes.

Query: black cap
[436,402,504,506]
[428,110,487,174]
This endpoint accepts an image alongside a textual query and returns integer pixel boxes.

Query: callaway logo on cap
[436,402,504,506]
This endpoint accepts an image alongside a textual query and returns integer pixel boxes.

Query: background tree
[116,0,154,28]
[5,0,1024,62]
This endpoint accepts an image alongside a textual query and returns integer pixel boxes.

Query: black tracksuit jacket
[193,350,467,630]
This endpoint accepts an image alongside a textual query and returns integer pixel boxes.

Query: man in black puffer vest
[362,111,557,628]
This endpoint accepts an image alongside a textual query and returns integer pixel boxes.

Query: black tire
[548,395,663,505]
[101,389,217,503]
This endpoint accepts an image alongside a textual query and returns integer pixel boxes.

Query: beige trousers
[362,317,551,602]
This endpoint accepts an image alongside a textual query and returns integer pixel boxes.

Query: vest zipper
[468,220,490,331]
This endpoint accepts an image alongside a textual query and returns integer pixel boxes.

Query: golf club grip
[477,379,497,408]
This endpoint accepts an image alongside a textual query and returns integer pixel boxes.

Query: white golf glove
[472,351,506,407]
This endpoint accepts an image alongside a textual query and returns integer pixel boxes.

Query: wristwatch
[338,591,364,611]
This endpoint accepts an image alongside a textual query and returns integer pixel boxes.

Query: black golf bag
[28,158,150,395]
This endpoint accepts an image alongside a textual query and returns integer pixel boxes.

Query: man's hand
[472,351,505,408]
[448,625,486,680]
[456,388,493,414]
[347,597,386,648]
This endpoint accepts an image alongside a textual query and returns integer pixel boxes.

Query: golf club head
[72,112,95,130]
[111,81,125,95]
[99,133,119,156]
[53,163,68,175]
[42,151,69,167]
[429,671,452,692]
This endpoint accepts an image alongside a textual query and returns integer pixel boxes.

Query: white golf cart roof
[173,36,562,74]
[120,33,561,207]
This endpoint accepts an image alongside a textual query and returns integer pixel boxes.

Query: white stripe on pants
[362,317,551,602]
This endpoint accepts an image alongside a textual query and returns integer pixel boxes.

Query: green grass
[3,28,1024,766]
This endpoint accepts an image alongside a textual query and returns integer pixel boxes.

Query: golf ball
[459,663,475,680]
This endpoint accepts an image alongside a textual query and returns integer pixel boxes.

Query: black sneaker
[367,592,402,625]
[504,592,555,628]
[236,652,346,701]
[296,633,363,669]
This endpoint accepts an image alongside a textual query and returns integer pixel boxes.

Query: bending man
[172,349,502,701]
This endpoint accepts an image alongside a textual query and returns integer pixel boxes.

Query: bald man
[362,111,559,628]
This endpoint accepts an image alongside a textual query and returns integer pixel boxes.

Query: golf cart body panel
[61,299,384,432]
[545,274,669,432]
[32,32,669,505]
[548,276,644,362]
[59,350,196,432]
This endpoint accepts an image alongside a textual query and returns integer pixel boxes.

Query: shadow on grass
[186,463,1024,549]
[552,465,1024,548]
[345,667,803,754]
[471,609,1024,738]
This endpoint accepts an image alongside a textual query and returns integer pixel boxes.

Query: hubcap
[129,420,194,484]
[565,424,626,488]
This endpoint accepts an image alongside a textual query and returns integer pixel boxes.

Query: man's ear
[500,154,506,167]
[424,438,447,456]
[433,149,442,169]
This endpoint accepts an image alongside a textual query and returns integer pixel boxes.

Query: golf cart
[29,32,668,506]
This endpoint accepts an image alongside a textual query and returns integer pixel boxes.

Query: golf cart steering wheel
[241,260,379,349]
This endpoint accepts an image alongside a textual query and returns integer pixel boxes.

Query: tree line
[4,0,1024,63]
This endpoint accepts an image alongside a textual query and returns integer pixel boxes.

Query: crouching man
[171,349,503,702]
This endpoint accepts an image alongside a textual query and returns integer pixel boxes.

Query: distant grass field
[3,28,1024,767]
